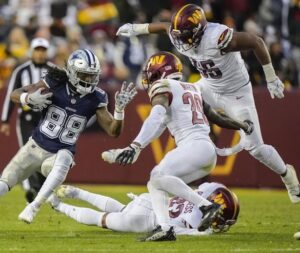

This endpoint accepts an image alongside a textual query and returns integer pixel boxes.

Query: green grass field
[0,185,299,253]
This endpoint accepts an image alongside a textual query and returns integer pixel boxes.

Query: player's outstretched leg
[250,144,300,203]
[57,185,125,212]
[18,149,73,223]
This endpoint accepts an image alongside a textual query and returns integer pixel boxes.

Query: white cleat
[46,194,61,208]
[281,164,300,203]
[18,204,39,224]
[56,185,77,199]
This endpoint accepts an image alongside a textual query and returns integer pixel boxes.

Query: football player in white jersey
[116,4,300,205]
[48,182,240,236]
[102,51,252,241]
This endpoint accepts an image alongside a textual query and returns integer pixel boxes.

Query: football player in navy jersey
[0,49,137,223]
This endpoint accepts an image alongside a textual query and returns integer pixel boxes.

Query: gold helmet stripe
[174,4,192,30]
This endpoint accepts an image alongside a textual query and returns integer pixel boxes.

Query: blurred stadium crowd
[0,0,299,90]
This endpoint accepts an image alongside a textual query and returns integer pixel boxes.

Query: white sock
[147,180,170,230]
[0,181,9,196]
[151,175,211,207]
[32,150,73,209]
[56,202,103,226]
[75,189,125,212]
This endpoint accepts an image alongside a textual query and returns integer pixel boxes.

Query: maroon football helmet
[206,186,240,232]
[170,4,207,51]
[142,51,183,91]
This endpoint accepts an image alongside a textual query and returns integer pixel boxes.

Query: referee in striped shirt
[0,38,53,202]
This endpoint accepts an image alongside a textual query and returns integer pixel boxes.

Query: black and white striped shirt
[1,60,53,122]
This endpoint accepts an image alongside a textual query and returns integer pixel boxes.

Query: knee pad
[0,180,9,196]
[41,150,73,176]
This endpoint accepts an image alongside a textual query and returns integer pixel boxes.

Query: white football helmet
[66,49,101,95]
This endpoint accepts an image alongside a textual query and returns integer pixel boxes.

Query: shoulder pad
[217,28,233,50]
[148,79,171,101]
[95,87,108,107]
[95,87,107,95]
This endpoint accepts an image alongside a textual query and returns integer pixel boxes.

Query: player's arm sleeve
[133,104,167,148]
[133,81,171,148]
[1,68,22,122]
[174,226,213,236]
[216,26,233,53]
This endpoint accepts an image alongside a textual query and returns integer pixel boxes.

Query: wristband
[20,93,28,105]
[114,110,124,120]
[133,23,149,34]
[262,63,277,82]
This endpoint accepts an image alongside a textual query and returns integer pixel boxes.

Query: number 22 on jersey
[182,92,208,125]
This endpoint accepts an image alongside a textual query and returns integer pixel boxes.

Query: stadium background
[0,0,299,188]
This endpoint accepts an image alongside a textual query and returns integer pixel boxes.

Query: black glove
[243,120,254,135]
[116,143,141,166]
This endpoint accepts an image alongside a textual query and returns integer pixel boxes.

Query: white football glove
[27,88,53,108]
[115,82,137,112]
[267,77,284,99]
[102,143,141,165]
[116,23,149,37]
[102,149,124,164]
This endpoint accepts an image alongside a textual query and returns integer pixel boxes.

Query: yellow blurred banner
[77,3,118,25]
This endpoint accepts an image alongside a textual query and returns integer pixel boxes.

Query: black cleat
[140,226,176,242]
[198,203,221,231]
[25,189,37,203]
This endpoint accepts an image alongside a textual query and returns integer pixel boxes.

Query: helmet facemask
[171,24,206,51]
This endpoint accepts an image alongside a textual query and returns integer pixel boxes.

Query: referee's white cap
[30,38,49,49]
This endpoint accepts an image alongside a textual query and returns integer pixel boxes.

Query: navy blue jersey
[32,74,107,154]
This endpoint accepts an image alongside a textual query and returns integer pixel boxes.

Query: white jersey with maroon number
[169,22,249,94]
[148,79,211,146]
[169,182,225,229]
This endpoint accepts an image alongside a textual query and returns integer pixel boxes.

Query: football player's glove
[243,120,254,135]
[27,88,52,108]
[101,143,141,165]
[116,23,149,37]
[115,82,137,112]
[267,77,284,99]
[116,143,141,165]
[101,148,124,164]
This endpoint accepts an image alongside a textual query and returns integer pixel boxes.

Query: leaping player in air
[0,49,137,224]
[116,4,300,205]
